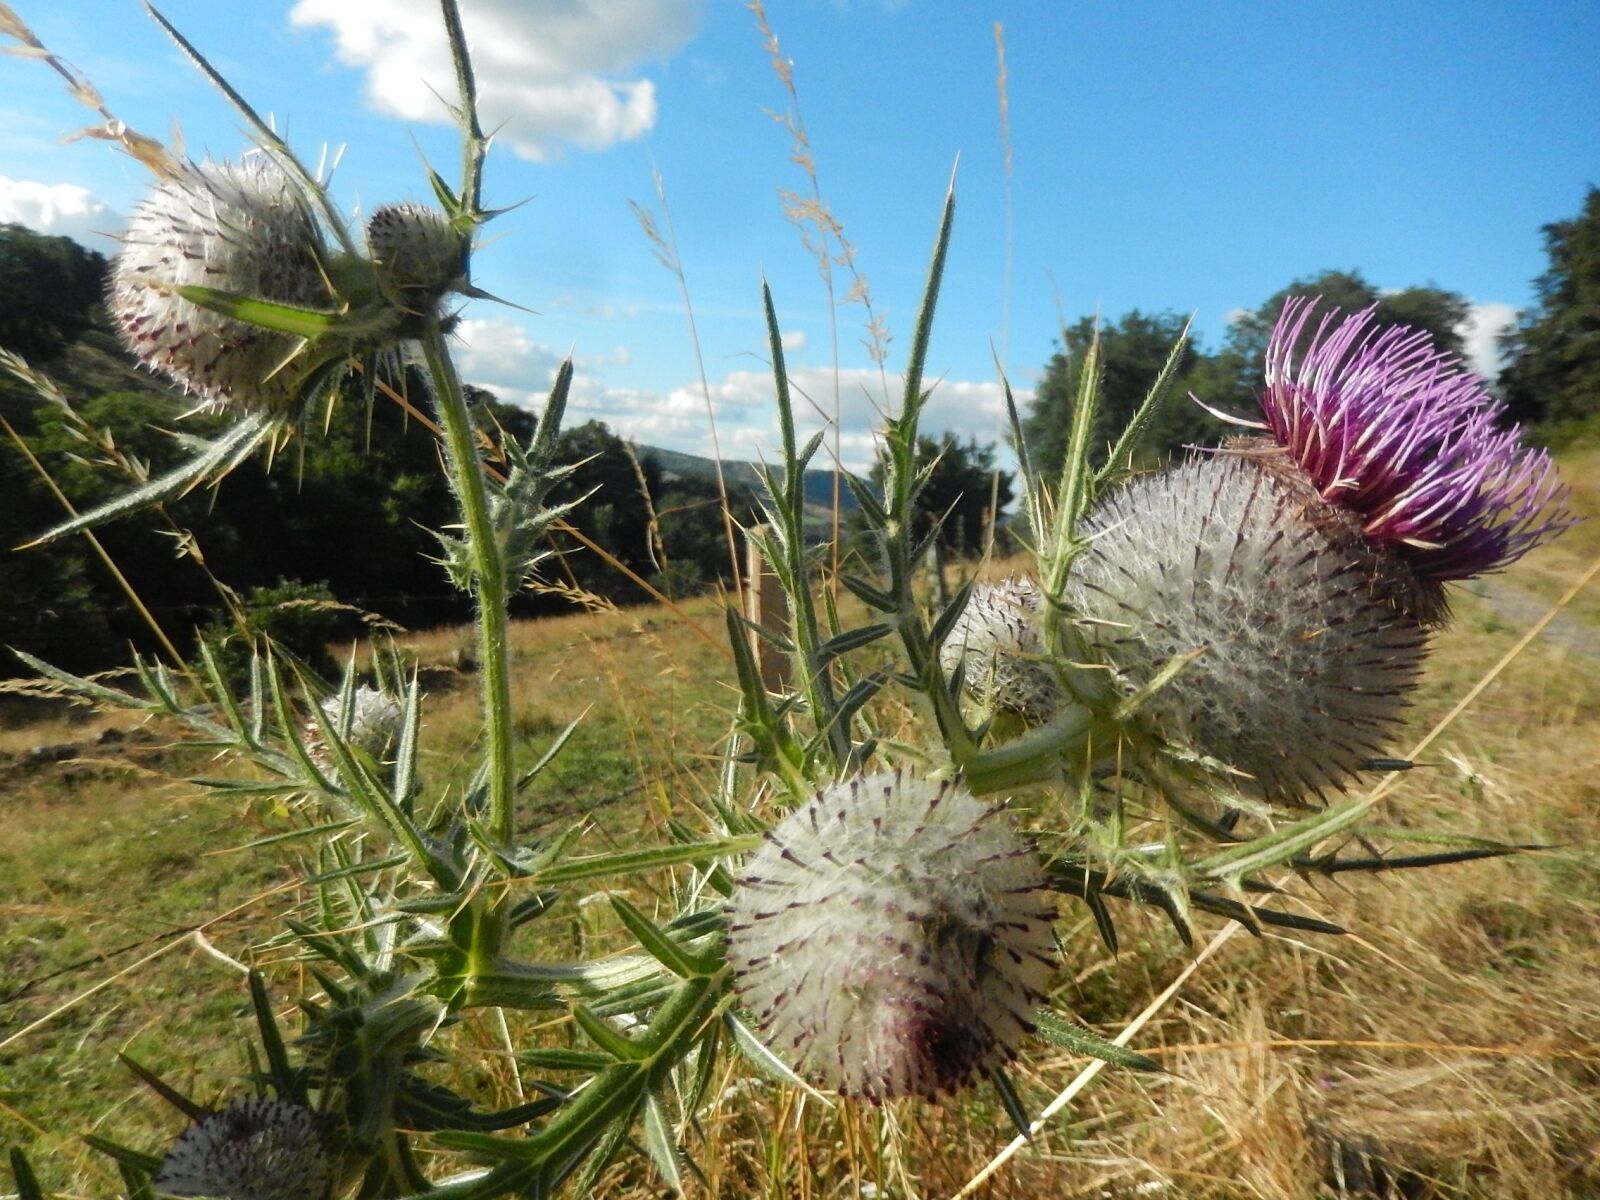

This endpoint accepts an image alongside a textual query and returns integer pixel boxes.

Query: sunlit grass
[5,484,1597,1196]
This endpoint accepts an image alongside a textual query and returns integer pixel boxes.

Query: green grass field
[3,450,1598,1199]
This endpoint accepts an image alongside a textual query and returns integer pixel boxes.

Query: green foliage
[1223,268,1469,390]
[1022,309,1211,482]
[0,224,106,360]
[1500,186,1600,435]
[195,578,353,685]
[1,351,752,673]
[1022,272,1475,482]
[866,431,1014,556]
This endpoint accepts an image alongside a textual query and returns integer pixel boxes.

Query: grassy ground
[3,471,1598,1198]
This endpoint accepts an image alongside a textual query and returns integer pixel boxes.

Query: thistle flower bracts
[1067,457,1426,803]
[725,771,1056,1101]
[306,684,404,773]
[1260,298,1571,584]
[110,158,331,414]
[367,203,468,304]
[939,577,1063,723]
[153,1098,333,1200]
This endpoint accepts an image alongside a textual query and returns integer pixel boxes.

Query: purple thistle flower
[1259,297,1572,584]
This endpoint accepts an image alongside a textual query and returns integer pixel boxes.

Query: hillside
[649,444,858,514]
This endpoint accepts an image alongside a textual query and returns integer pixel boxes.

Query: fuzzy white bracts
[110,158,330,414]
[306,685,404,773]
[1066,456,1426,803]
[154,1098,333,1200]
[725,771,1056,1101]
[939,578,1063,723]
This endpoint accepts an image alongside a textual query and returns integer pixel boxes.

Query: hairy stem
[420,321,516,845]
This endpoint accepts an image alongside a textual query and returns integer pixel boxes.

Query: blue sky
[2,0,1597,469]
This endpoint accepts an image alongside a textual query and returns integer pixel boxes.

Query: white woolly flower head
[939,577,1063,723]
[366,203,468,304]
[153,1097,333,1200]
[1065,455,1426,804]
[725,770,1057,1102]
[307,684,404,771]
[111,157,331,414]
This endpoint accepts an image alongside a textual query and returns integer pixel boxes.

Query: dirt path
[1464,577,1600,659]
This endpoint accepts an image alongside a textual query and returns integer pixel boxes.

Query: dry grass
[4,497,1598,1198]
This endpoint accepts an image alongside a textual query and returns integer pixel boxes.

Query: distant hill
[646,445,859,514]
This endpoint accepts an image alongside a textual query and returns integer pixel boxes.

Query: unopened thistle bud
[306,684,404,772]
[366,203,468,304]
[1068,456,1426,803]
[939,578,1063,723]
[110,158,331,414]
[154,1098,333,1200]
[726,771,1056,1102]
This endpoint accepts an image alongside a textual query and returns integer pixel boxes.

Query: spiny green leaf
[988,1067,1033,1140]
[573,1004,650,1061]
[723,1010,829,1100]
[534,836,761,886]
[22,409,273,544]
[837,572,896,613]
[81,1135,163,1176]
[1032,1010,1162,1072]
[608,894,710,979]
[817,622,894,662]
[118,1053,207,1120]
[520,1048,613,1072]
[9,1147,45,1200]
[929,579,976,651]
[641,1089,685,1193]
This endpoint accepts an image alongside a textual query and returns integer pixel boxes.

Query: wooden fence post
[743,527,791,693]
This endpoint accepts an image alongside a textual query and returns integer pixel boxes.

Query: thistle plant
[938,576,1063,726]
[2,3,1578,1198]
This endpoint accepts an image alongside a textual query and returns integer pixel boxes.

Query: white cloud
[454,315,566,391]
[451,314,1025,471]
[289,0,703,161]
[780,328,806,352]
[585,365,1025,472]
[1456,301,1518,383]
[0,176,116,247]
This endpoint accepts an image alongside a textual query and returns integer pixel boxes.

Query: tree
[1223,269,1469,397]
[1499,186,1600,433]
[1021,309,1210,483]
[869,432,1013,558]
[0,223,107,360]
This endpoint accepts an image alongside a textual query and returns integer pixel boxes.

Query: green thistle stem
[419,321,516,846]
[962,703,1100,795]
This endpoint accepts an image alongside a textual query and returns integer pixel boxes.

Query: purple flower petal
[1260,298,1573,582]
